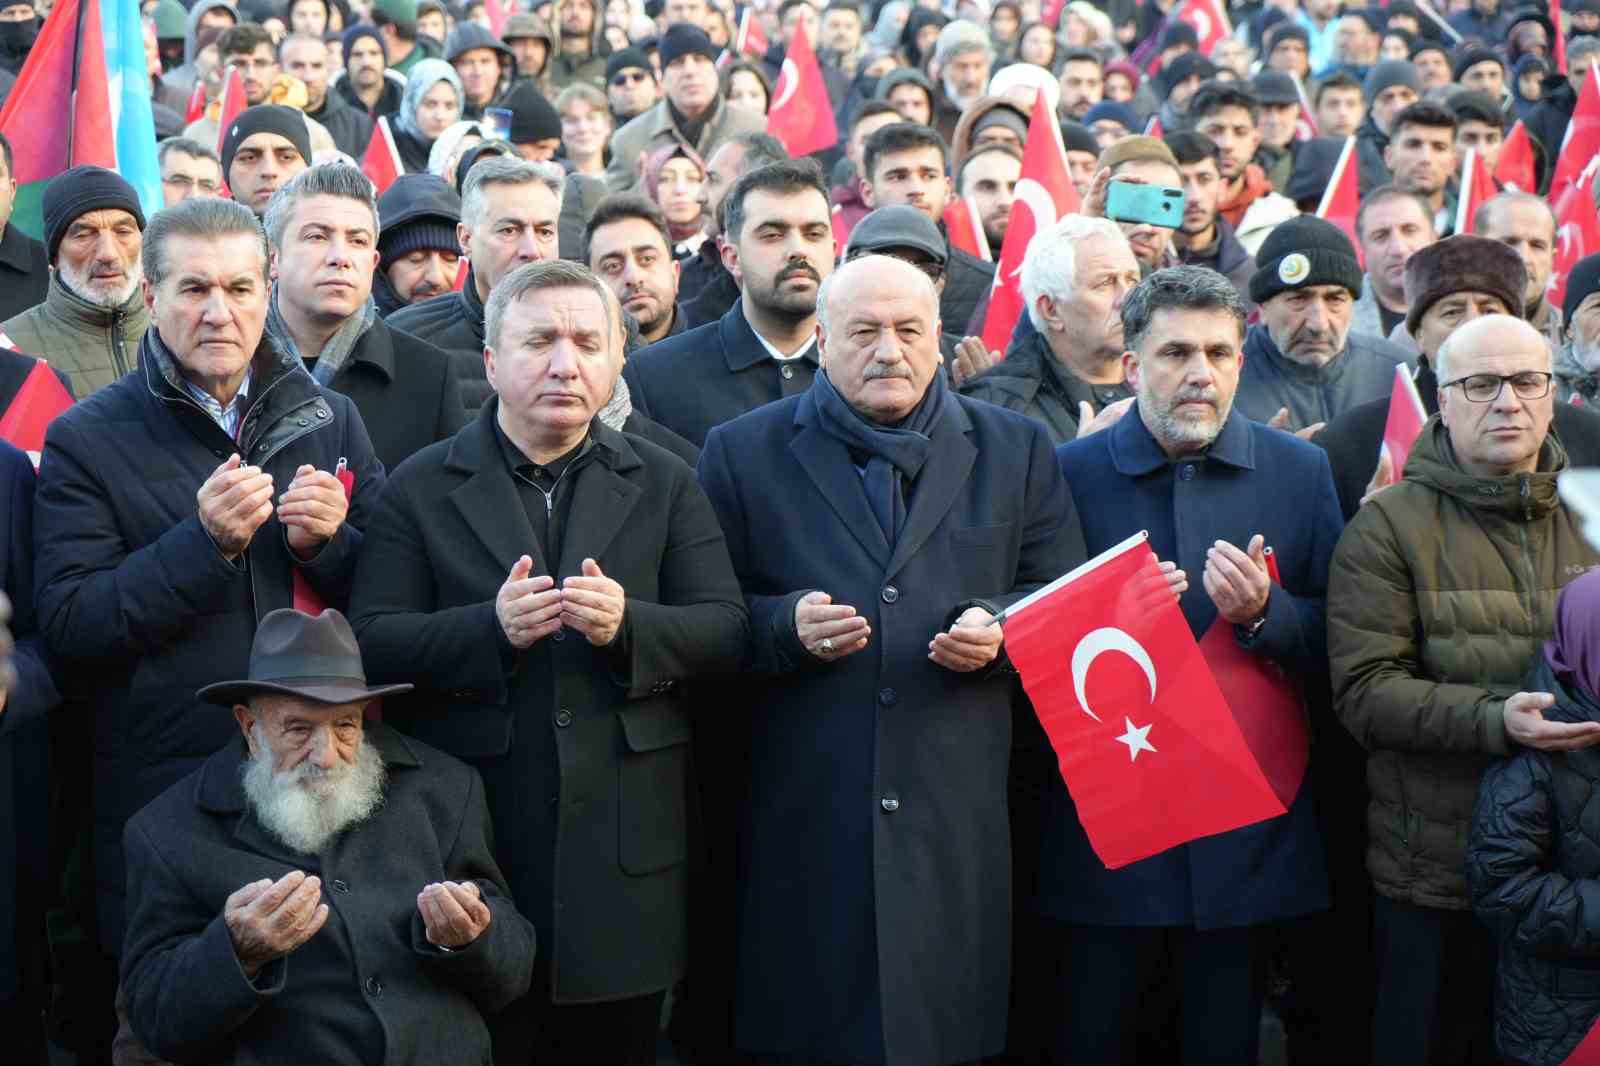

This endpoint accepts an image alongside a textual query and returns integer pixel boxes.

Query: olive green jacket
[1,276,147,396]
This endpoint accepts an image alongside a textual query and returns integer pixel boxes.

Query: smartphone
[1105,181,1186,229]
[481,107,514,143]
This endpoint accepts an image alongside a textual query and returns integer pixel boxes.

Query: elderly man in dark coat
[121,608,536,1065]
[697,255,1085,1065]
[349,260,748,1065]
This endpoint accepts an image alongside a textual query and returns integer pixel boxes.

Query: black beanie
[1249,216,1365,305]
[220,104,313,179]
[1060,120,1101,157]
[605,47,651,83]
[505,82,562,145]
[1565,253,1600,325]
[658,22,716,70]
[342,22,386,65]
[379,219,461,272]
[1452,46,1504,82]
[43,165,145,265]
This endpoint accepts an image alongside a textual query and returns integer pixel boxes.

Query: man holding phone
[1089,136,1184,276]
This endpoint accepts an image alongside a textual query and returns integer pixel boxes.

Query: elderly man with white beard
[1554,254,1600,405]
[120,608,537,1066]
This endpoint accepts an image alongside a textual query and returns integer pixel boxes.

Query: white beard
[1574,340,1600,375]
[943,74,984,113]
[241,727,387,855]
[56,256,143,310]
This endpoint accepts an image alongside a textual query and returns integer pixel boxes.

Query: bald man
[697,255,1087,1066]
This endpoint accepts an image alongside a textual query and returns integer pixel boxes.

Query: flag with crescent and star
[1002,532,1292,869]
[765,20,836,158]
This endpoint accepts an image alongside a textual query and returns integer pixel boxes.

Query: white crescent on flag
[772,58,800,112]
[1071,627,1159,724]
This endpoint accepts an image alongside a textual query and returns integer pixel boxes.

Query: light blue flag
[101,0,164,220]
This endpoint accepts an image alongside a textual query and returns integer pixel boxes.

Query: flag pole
[66,0,89,164]
[987,530,1150,625]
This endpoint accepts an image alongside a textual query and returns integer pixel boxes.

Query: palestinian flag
[0,0,118,239]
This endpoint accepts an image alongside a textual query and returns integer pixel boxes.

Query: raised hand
[496,555,561,649]
[278,464,349,560]
[1203,535,1271,625]
[929,606,1002,672]
[796,590,870,662]
[197,454,274,560]
[223,871,329,977]
[561,558,625,647]
[417,881,492,949]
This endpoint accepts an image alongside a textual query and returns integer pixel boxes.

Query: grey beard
[241,727,387,855]
[943,75,983,112]
[57,258,142,310]
[1138,388,1233,453]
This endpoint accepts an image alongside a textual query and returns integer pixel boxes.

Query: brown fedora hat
[197,608,413,707]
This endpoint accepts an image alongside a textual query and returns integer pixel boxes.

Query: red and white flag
[1144,114,1164,138]
[214,65,247,159]
[1379,363,1428,479]
[765,21,837,158]
[481,0,507,36]
[0,358,73,468]
[1562,1017,1600,1064]
[1555,0,1570,76]
[980,88,1080,352]
[1550,59,1600,200]
[1003,532,1295,869]
[1293,75,1319,142]
[942,196,991,262]
[735,8,769,58]
[1315,136,1364,269]
[1495,120,1538,192]
[1173,0,1231,54]
[360,115,405,196]
[1549,159,1600,310]
[185,79,207,126]
[1453,148,1498,236]
[452,256,471,292]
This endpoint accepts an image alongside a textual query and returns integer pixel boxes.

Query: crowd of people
[2,0,1600,1064]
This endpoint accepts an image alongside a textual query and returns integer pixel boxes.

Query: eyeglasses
[611,70,651,86]
[1440,371,1554,403]
[162,175,220,193]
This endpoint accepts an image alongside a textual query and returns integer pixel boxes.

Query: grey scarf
[265,288,377,387]
[598,375,632,431]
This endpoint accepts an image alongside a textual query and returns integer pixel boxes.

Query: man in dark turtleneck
[604,22,763,194]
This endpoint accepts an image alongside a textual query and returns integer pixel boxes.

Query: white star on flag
[1115,717,1156,762]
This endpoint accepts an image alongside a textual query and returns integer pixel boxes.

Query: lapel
[349,319,396,383]
[885,398,977,579]
[554,423,644,579]
[446,403,547,576]
[790,400,891,566]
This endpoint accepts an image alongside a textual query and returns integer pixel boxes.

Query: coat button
[331,879,349,893]
[881,585,900,604]
[552,629,566,642]
[365,976,383,997]
[881,795,900,813]
[1179,464,1196,481]
[555,709,573,727]
[878,687,898,706]
[781,364,795,379]
[297,418,308,427]
[257,443,268,454]
[316,408,329,419]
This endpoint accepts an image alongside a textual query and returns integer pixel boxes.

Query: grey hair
[142,197,269,289]
[262,162,380,250]
[157,136,220,168]
[460,156,564,230]
[816,255,937,333]
[1473,189,1556,242]
[1019,214,1130,330]
[1434,313,1551,381]
[484,259,620,356]
[1121,265,1248,354]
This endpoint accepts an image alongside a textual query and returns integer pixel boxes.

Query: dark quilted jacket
[1468,654,1600,1066]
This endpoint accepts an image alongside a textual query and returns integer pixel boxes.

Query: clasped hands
[794,592,1002,673]
[1156,534,1272,625]
[198,455,348,561]
[497,555,625,648]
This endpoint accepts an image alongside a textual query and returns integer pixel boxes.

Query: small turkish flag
[1555,0,1570,76]
[1144,114,1164,138]
[361,115,405,195]
[1563,1018,1600,1063]
[1551,59,1600,200]
[1004,532,1292,869]
[452,257,471,292]
[766,21,836,157]
[1496,120,1537,193]
[0,358,73,468]
[735,8,770,58]
[1315,136,1365,269]
[942,196,991,262]
[980,88,1080,353]
[185,79,207,125]
[214,65,247,159]
[1549,161,1600,310]
[481,0,507,36]
[1453,148,1498,235]
[1379,363,1428,479]
[1292,75,1319,141]
[1174,0,1231,54]
[291,460,355,616]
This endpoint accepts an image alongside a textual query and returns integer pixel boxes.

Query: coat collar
[0,223,38,274]
[1108,405,1256,477]
[717,298,820,372]
[194,720,423,817]
[345,318,396,383]
[45,272,147,330]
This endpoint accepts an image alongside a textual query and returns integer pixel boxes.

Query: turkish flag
[1550,59,1600,200]
[765,21,837,158]
[481,0,507,36]
[0,358,73,468]
[943,196,991,262]
[1563,1019,1600,1064]
[1144,114,1164,138]
[1496,120,1538,192]
[360,115,405,195]
[185,79,207,126]
[214,66,247,159]
[1174,0,1231,54]
[1315,136,1365,269]
[290,461,355,615]
[1004,532,1294,869]
[980,88,1080,353]
[735,8,770,57]
[1380,363,1428,478]
[1293,76,1319,142]
[452,256,471,292]
[1549,161,1600,309]
[1555,0,1569,76]
[1453,148,1498,235]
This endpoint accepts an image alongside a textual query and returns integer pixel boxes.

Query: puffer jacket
[1,276,148,397]
[1468,654,1600,1066]
[1329,418,1600,910]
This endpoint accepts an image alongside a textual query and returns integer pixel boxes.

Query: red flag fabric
[214,66,247,158]
[1555,0,1569,76]
[1144,114,1164,137]
[1380,363,1428,477]
[1453,148,1498,235]
[1549,161,1600,310]
[185,79,207,125]
[1293,75,1319,141]
[1495,120,1538,192]
[980,88,1080,352]
[830,203,851,257]
[1550,59,1600,200]
[1173,0,1230,53]
[735,8,770,57]
[290,462,355,615]
[1314,136,1365,269]
[0,0,118,191]
[942,197,991,262]
[1005,533,1292,869]
[481,0,507,36]
[0,359,73,467]
[360,115,404,195]
[766,22,837,157]
[1563,1018,1600,1064]
[452,256,471,292]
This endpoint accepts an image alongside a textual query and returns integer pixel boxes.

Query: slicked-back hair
[850,98,901,133]
[484,259,619,357]
[158,136,221,168]
[862,122,949,185]
[1314,71,1363,107]
[143,197,269,289]
[722,158,828,245]
[583,193,672,264]
[1059,47,1101,68]
[711,132,791,233]
[460,156,564,230]
[262,161,380,250]
[278,32,327,61]
[1391,100,1458,139]
[1354,183,1436,242]
[1163,130,1220,167]
[1121,264,1247,355]
[1188,80,1262,126]
[1449,91,1507,132]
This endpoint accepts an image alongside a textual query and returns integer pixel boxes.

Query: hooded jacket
[507,13,558,89]
[305,87,375,159]
[445,23,514,120]
[948,96,1023,172]
[1329,418,1600,910]
[0,276,148,397]
[331,67,408,121]
[547,0,609,91]
[156,0,238,113]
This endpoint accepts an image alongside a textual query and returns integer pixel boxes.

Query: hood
[949,95,1023,170]
[875,66,934,103]
[552,0,609,57]
[396,58,464,144]
[1403,414,1566,520]
[445,21,514,64]
[185,0,238,66]
[377,172,462,233]
[506,13,558,78]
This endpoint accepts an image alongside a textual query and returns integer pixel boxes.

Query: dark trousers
[1370,897,1497,1066]
[493,989,665,1066]
[1054,924,1265,1066]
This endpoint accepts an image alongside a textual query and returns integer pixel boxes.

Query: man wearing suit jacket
[697,255,1085,1065]
[349,260,748,1065]
[622,159,836,447]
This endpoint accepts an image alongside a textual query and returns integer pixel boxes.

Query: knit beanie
[1083,100,1141,133]
[1404,236,1529,335]
[1060,120,1101,157]
[1565,253,1600,325]
[1249,216,1364,305]
[152,0,186,39]
[1452,46,1504,82]
[373,0,417,23]
[972,104,1028,142]
[606,47,651,82]
[43,166,146,265]
[379,219,460,272]
[1264,22,1309,55]
[342,22,387,65]
[220,104,313,178]
[504,81,562,145]
[1365,59,1421,101]
[658,22,716,70]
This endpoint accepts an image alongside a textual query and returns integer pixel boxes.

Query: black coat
[319,319,466,474]
[677,240,739,330]
[623,299,817,447]
[1468,655,1600,1066]
[385,276,490,415]
[697,389,1085,1065]
[308,93,376,158]
[1527,77,1577,183]
[943,242,995,338]
[121,723,537,1066]
[0,223,48,324]
[957,329,1133,446]
[348,405,748,1002]
[33,332,384,954]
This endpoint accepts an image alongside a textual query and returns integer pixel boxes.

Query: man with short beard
[956,143,1020,261]
[1352,185,1436,340]
[120,608,537,1065]
[548,0,609,91]
[1167,131,1256,308]
[584,193,686,344]
[929,20,992,143]
[0,167,149,396]
[374,172,464,314]
[1554,254,1600,404]
[1476,192,1562,351]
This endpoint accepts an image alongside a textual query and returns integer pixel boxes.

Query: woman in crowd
[393,59,465,174]
[556,82,612,177]
[643,143,708,262]
[723,59,772,115]
[1013,20,1058,70]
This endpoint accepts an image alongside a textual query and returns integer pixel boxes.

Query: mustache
[410,281,445,299]
[863,364,915,381]
[777,263,821,284]
[1173,388,1219,406]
